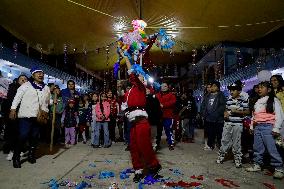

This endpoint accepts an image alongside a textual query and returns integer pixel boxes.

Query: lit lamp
[7,70,13,78]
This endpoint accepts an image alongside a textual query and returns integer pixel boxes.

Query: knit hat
[30,66,44,75]
[68,99,76,104]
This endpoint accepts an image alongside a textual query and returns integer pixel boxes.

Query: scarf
[30,81,45,91]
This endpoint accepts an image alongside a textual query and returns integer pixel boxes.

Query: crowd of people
[1,64,284,181]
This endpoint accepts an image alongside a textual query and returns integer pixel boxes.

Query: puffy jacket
[157,92,176,118]
[95,101,111,122]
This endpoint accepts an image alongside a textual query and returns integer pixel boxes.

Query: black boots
[133,173,143,183]
[13,154,21,168]
[149,164,162,178]
[28,147,36,164]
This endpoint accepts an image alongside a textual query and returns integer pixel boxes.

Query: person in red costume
[156,83,177,150]
[120,50,161,183]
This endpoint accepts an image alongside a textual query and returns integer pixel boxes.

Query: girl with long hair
[246,82,284,179]
[94,92,111,148]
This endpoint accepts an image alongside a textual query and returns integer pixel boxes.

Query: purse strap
[35,89,42,111]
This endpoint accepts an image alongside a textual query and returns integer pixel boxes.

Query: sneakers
[6,151,13,161]
[216,156,224,164]
[169,145,174,151]
[133,169,144,183]
[125,146,130,151]
[235,160,242,168]
[273,169,284,179]
[246,164,261,172]
[133,173,143,183]
[153,144,161,152]
[204,146,213,151]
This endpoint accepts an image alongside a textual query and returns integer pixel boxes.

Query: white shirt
[11,82,50,118]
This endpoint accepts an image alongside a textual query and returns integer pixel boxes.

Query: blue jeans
[162,118,174,145]
[94,122,110,146]
[91,121,96,145]
[18,118,40,148]
[253,123,283,168]
[183,118,195,139]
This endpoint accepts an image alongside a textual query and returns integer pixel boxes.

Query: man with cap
[216,81,250,168]
[9,66,50,168]
[201,80,226,150]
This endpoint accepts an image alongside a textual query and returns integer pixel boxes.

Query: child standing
[216,82,249,168]
[61,99,79,147]
[246,82,284,179]
[94,93,111,148]
[77,98,90,144]
[201,81,226,150]
[91,93,99,147]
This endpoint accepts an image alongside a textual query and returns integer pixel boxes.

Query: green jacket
[50,95,64,114]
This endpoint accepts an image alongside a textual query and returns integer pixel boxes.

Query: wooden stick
[50,93,57,152]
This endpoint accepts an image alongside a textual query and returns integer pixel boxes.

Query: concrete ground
[0,129,283,189]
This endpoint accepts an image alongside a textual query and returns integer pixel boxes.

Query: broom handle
[50,93,57,152]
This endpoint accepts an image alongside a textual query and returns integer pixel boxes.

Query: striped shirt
[226,96,249,123]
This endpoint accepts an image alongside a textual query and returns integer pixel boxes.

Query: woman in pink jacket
[94,93,111,148]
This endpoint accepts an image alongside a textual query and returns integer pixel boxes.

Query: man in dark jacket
[146,87,162,126]
[201,81,226,150]
[179,90,197,143]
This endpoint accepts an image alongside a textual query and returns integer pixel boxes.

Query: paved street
[0,129,283,189]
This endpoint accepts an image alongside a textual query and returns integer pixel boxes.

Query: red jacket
[157,92,176,118]
[107,98,118,117]
[127,73,146,108]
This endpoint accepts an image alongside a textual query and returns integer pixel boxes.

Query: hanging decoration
[155,29,175,50]
[114,19,176,90]
[13,42,18,59]
[235,48,243,69]
[192,49,197,66]
[113,47,123,79]
[64,44,68,64]
[106,45,110,66]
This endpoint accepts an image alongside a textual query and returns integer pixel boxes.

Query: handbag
[36,90,49,125]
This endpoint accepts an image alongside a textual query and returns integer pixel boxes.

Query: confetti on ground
[75,181,92,189]
[120,168,134,179]
[263,182,276,189]
[81,173,96,179]
[59,179,78,187]
[215,178,240,188]
[169,168,184,176]
[99,171,115,179]
[190,175,204,180]
[142,175,161,185]
[165,180,202,187]
[46,179,59,189]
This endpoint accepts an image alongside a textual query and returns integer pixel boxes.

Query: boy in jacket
[201,81,226,150]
